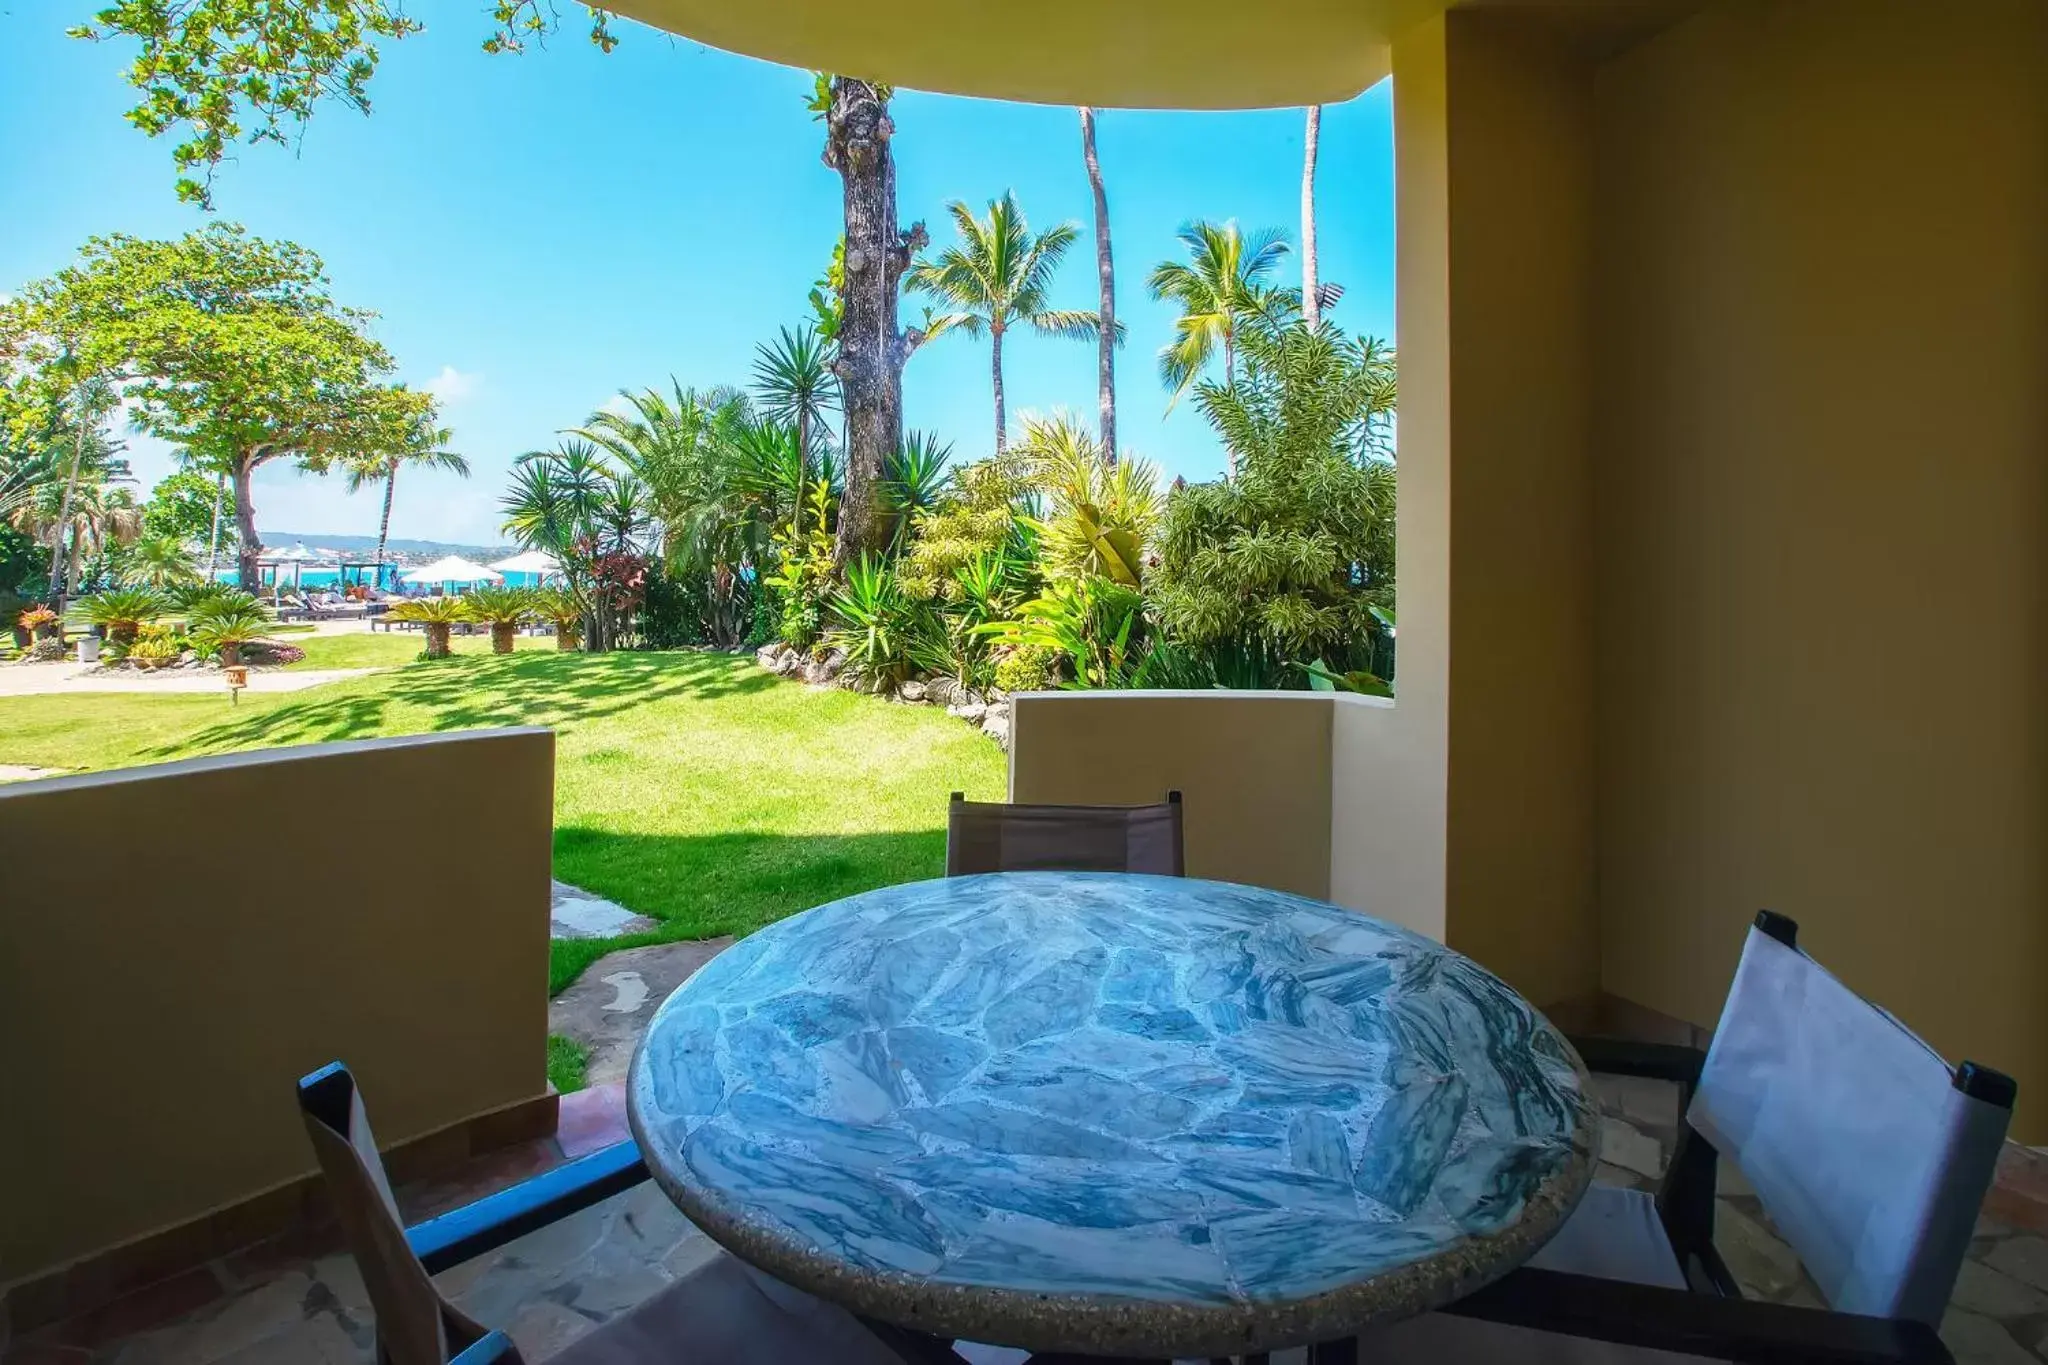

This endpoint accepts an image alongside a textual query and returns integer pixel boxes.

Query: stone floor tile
[1942,1308,2040,1365]
[660,1232,722,1281]
[1587,1073,1683,1135]
[1599,1117,1666,1180]
[1986,1238,2048,1294]
[199,1312,363,1365]
[41,1271,225,1351]
[1951,1260,2048,1319]
[503,1300,601,1361]
[1712,1199,1804,1299]
[555,1083,632,1159]
[100,1273,315,1365]
[1593,1160,1649,1191]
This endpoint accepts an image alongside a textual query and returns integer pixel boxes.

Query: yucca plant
[528,586,587,652]
[824,555,921,687]
[461,586,534,655]
[186,591,274,666]
[389,596,468,659]
[80,587,169,649]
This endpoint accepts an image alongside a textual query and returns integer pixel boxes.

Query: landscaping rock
[982,712,1010,747]
[948,702,987,724]
[802,648,845,685]
[775,651,804,677]
[755,644,784,671]
[897,679,927,703]
[924,677,961,707]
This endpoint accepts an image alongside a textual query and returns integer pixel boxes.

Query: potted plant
[389,596,468,659]
[185,590,275,666]
[530,586,586,652]
[18,604,59,642]
[461,586,534,656]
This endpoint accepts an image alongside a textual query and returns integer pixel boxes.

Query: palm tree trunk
[375,464,397,566]
[1080,107,1117,466]
[45,385,94,610]
[205,468,226,581]
[991,325,1008,456]
[231,454,263,592]
[1302,105,1323,329]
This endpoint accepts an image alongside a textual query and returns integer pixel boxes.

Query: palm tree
[1078,108,1118,465]
[1146,220,1292,409]
[908,192,1105,456]
[571,382,748,565]
[1302,106,1323,329]
[752,326,839,469]
[345,417,470,571]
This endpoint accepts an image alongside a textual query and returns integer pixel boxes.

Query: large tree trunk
[1079,107,1117,465]
[375,464,397,566]
[991,325,1007,456]
[824,78,927,570]
[1302,105,1323,329]
[231,455,263,592]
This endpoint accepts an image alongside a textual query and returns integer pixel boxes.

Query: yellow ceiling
[600,0,1412,109]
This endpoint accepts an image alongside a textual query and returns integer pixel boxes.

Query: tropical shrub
[897,450,1039,602]
[881,432,952,547]
[390,596,468,659]
[1150,322,1396,682]
[1017,414,1162,587]
[907,549,1024,694]
[764,477,836,651]
[126,633,182,669]
[825,556,921,687]
[992,644,1057,694]
[80,587,168,648]
[982,576,1148,690]
[121,535,202,589]
[242,640,307,667]
[462,585,534,655]
[186,590,274,665]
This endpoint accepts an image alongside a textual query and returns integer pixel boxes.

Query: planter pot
[424,623,452,659]
[77,635,101,664]
[555,627,582,652]
[10,627,27,649]
[491,623,517,654]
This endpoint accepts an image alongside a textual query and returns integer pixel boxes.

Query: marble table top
[627,873,1596,1358]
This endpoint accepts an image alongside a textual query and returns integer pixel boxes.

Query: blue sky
[1,11,1393,546]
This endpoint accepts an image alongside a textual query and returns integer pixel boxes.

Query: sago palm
[908,193,1105,455]
[345,417,470,569]
[1146,220,1292,407]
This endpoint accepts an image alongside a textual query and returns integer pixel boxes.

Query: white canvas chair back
[298,1065,502,1365]
[1686,918,2015,1324]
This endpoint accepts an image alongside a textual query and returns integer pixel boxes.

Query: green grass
[284,630,551,670]
[0,649,1006,991]
[546,1033,591,1094]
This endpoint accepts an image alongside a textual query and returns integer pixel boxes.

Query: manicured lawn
[0,650,1006,991]
[284,629,552,670]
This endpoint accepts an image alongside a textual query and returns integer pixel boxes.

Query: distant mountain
[260,532,517,560]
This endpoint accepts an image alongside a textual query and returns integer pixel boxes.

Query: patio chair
[1333,910,2016,1365]
[944,790,1184,877]
[295,1063,919,1365]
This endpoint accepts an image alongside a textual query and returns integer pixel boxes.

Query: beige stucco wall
[1433,11,1601,1009]
[1591,0,2048,1136]
[0,730,557,1282]
[1009,692,1335,900]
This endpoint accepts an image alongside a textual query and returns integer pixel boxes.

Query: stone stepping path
[549,879,658,939]
[548,938,733,1087]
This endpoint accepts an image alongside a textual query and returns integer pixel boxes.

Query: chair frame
[944,790,1186,878]
[1426,909,2015,1365]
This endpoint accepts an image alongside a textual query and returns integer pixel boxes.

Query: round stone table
[627,873,1596,1359]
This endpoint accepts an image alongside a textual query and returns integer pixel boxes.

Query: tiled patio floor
[10,1079,2047,1364]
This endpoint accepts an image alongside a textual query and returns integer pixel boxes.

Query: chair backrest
[297,1064,502,1365]
[1685,914,2016,1325]
[945,791,1185,877]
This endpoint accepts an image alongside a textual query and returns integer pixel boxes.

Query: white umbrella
[401,555,504,585]
[489,549,562,577]
[259,543,337,564]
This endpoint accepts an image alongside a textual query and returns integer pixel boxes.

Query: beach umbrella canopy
[259,543,338,564]
[401,555,504,584]
[489,549,562,577]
